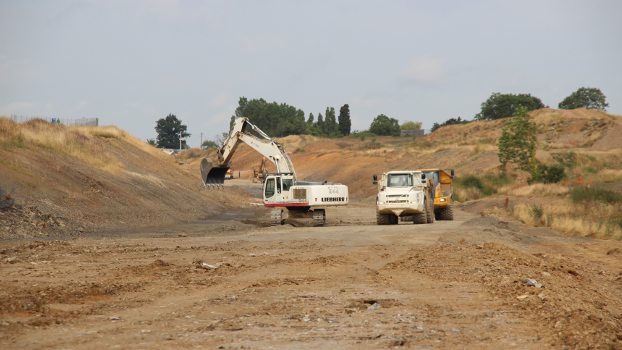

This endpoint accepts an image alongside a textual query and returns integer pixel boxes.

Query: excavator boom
[201,118,296,186]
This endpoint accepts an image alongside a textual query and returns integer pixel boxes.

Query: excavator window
[276,177,282,194]
[265,178,275,198]
[282,178,293,191]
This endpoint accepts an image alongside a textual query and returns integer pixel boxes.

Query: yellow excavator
[417,169,454,220]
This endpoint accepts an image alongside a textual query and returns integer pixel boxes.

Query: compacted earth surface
[1,198,621,349]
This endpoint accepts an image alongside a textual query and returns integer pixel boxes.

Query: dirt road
[1,203,621,349]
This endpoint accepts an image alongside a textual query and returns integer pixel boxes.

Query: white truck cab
[373,170,434,225]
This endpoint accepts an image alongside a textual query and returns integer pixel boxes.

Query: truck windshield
[387,174,413,187]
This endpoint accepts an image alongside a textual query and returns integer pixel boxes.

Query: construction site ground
[1,181,621,349]
[2,110,622,348]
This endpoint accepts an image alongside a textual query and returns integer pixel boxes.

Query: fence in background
[9,115,99,126]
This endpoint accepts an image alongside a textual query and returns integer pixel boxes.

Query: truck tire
[389,214,399,225]
[413,213,427,224]
[413,204,427,225]
[436,205,454,220]
[376,213,390,225]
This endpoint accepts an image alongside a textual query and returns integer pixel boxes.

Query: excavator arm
[201,118,296,186]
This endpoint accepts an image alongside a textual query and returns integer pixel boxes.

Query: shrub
[483,173,512,188]
[430,117,469,132]
[551,152,577,170]
[530,204,544,223]
[456,175,496,196]
[570,187,622,204]
[529,162,565,184]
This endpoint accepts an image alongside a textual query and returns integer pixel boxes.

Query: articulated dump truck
[201,117,348,226]
[373,170,435,225]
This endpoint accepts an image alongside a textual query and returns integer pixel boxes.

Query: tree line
[150,86,608,148]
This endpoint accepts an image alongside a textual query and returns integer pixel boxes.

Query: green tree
[201,140,219,149]
[400,121,422,130]
[232,97,306,137]
[476,93,544,120]
[306,113,317,135]
[497,107,537,172]
[155,114,190,149]
[316,113,324,134]
[558,87,608,111]
[338,104,352,136]
[323,107,339,136]
[306,113,314,126]
[369,114,400,136]
[146,139,156,146]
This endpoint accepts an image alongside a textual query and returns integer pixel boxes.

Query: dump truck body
[419,168,454,220]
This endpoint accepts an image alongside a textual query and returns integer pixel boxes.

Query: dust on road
[1,206,621,349]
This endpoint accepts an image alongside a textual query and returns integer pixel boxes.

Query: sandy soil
[1,188,621,349]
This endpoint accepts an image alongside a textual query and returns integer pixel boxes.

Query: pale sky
[1,0,621,146]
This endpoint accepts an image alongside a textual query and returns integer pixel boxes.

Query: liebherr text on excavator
[200,117,348,225]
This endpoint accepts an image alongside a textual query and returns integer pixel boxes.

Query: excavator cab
[263,174,296,205]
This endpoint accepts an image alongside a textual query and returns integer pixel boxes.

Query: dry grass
[76,126,127,139]
[508,183,569,197]
[0,118,167,172]
[0,118,124,172]
[593,169,622,182]
[510,201,622,240]
[454,187,486,201]
[124,170,166,187]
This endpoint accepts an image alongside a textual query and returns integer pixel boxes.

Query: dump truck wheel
[389,214,399,225]
[376,213,391,225]
[413,213,427,224]
[413,203,427,225]
[443,205,454,220]
[436,205,454,220]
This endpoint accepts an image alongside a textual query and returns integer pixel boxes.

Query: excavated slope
[0,119,245,238]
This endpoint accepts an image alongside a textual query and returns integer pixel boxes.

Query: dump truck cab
[373,170,434,225]
[418,168,455,220]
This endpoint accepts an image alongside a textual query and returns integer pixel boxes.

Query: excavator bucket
[200,158,229,186]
